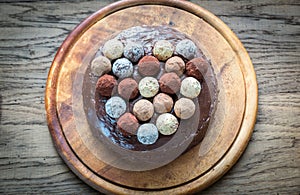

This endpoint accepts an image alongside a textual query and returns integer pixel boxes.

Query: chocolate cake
[85,26,217,156]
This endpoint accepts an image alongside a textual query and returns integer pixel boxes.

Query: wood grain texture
[0,0,299,194]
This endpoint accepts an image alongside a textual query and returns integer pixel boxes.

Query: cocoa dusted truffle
[175,39,197,60]
[174,98,196,119]
[102,39,124,60]
[165,56,185,76]
[159,72,181,94]
[138,56,160,76]
[124,42,144,62]
[153,40,174,61]
[153,93,173,113]
[133,99,154,121]
[112,58,133,79]
[117,113,139,136]
[186,57,209,81]
[91,56,111,76]
[105,96,127,119]
[96,74,117,97]
[118,78,139,100]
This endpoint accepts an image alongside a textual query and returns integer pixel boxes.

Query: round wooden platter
[45,0,258,194]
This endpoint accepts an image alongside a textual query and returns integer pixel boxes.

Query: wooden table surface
[0,0,299,194]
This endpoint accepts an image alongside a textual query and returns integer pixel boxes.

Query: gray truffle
[112,58,133,78]
[102,39,124,60]
[91,56,111,76]
[156,113,179,135]
[137,123,159,145]
[123,42,144,62]
[175,39,197,60]
[180,77,201,99]
[105,96,126,118]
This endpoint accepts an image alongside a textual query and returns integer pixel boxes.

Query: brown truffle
[118,78,139,100]
[117,113,139,136]
[159,72,181,94]
[138,56,160,76]
[186,57,209,81]
[96,74,117,97]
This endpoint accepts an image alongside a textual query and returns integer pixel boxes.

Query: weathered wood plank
[0,0,299,194]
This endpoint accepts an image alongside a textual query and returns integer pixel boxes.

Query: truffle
[138,77,159,98]
[102,39,124,60]
[124,42,144,62]
[185,57,209,81]
[165,56,185,76]
[133,99,154,121]
[138,56,160,76]
[117,113,139,136]
[118,78,139,100]
[96,74,117,97]
[156,113,179,135]
[175,39,197,60]
[105,96,127,119]
[174,98,196,119]
[137,123,159,145]
[91,56,111,76]
[159,72,181,94]
[180,77,201,99]
[153,93,173,113]
[112,58,133,78]
[153,40,174,61]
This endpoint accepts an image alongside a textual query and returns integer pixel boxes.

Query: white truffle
[156,113,179,135]
[180,77,201,99]
[137,123,159,145]
[112,58,133,78]
[138,77,159,98]
[175,39,197,60]
[102,39,124,60]
[105,96,127,118]
[174,98,196,119]
[91,56,111,76]
[133,99,154,121]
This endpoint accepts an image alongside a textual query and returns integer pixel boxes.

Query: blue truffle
[137,123,159,145]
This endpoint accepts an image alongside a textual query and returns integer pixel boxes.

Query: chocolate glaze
[85,26,217,153]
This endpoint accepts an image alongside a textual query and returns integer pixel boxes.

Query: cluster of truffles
[92,38,208,146]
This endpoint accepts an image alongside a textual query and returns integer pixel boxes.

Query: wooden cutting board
[45,0,258,194]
